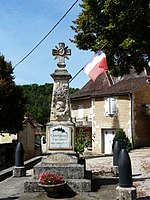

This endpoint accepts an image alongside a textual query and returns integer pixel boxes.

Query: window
[105,97,117,116]
[76,105,83,121]
[142,104,150,117]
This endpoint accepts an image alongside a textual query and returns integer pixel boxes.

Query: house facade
[70,71,150,154]
[0,113,43,170]
[17,112,43,160]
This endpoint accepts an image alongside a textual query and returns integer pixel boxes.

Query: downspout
[129,93,134,148]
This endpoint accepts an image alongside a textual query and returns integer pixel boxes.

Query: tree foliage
[113,128,132,152]
[75,128,91,155]
[21,84,79,129]
[0,55,26,134]
[21,83,53,128]
[71,0,150,76]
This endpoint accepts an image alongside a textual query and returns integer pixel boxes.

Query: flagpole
[69,67,84,83]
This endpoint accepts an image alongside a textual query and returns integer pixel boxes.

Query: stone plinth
[24,153,91,193]
[33,162,85,180]
[24,178,91,193]
[111,165,119,177]
[13,166,26,177]
[116,186,137,200]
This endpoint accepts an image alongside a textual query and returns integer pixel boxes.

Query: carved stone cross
[52,42,71,68]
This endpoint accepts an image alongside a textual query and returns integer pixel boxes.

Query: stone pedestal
[116,186,137,200]
[24,152,91,192]
[13,166,26,177]
[111,166,119,177]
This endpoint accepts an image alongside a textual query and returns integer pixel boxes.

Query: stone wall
[92,95,131,154]
[134,84,150,147]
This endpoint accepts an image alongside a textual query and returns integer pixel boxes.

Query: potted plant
[38,172,66,196]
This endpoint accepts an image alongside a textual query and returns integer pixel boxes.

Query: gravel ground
[86,147,150,199]
[0,147,149,200]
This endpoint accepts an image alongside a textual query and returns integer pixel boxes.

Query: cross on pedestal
[52,42,71,68]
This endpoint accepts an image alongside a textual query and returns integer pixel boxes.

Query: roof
[70,70,148,99]
[70,72,111,99]
[23,112,43,128]
[93,76,147,97]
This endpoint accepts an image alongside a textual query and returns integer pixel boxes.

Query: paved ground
[0,147,150,200]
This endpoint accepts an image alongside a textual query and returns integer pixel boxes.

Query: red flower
[39,172,65,185]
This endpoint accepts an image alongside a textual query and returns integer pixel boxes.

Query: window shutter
[105,97,117,116]
[105,98,110,115]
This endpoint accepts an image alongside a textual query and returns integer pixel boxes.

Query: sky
[0,0,94,89]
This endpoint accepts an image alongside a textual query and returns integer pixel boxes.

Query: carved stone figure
[51,82,70,120]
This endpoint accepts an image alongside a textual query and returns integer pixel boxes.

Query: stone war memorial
[24,42,91,194]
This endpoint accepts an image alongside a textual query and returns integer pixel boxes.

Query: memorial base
[13,166,26,177]
[111,166,119,177]
[24,153,91,193]
[116,186,137,200]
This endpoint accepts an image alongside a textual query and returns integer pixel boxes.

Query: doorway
[103,130,115,154]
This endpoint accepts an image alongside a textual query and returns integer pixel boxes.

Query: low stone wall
[0,156,42,182]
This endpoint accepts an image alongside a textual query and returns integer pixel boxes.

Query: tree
[75,128,91,155]
[112,128,132,152]
[71,0,150,76]
[21,83,53,128]
[0,55,26,134]
[21,83,79,129]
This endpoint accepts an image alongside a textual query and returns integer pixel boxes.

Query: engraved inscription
[50,125,71,149]
[43,153,77,164]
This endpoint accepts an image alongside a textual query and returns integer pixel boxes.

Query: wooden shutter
[105,97,117,115]
[105,98,110,115]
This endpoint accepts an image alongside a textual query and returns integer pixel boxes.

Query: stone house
[17,112,43,160]
[0,132,17,170]
[0,113,43,169]
[70,71,150,154]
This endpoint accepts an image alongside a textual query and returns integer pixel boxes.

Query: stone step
[67,179,91,192]
[24,178,91,193]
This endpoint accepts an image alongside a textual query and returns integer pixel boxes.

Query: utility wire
[13,0,79,69]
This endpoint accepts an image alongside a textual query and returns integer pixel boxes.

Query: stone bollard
[112,141,120,176]
[13,142,26,177]
[116,149,137,200]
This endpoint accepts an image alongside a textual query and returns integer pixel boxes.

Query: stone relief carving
[51,82,70,120]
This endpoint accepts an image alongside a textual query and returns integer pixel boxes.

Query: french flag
[83,50,108,81]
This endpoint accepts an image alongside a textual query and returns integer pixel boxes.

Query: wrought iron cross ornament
[52,42,71,68]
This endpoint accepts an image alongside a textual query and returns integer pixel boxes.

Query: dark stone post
[13,142,26,177]
[118,149,132,187]
[15,142,24,166]
[116,149,137,200]
[112,141,120,176]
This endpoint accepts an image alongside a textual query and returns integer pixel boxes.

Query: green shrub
[75,128,91,155]
[112,128,132,152]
